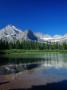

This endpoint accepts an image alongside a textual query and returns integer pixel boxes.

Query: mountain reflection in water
[0,53,67,90]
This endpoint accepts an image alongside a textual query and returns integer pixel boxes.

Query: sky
[0,0,67,35]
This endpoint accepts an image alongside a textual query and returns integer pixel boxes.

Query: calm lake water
[0,53,67,90]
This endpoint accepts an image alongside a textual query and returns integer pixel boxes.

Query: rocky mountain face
[0,25,37,42]
[0,25,67,43]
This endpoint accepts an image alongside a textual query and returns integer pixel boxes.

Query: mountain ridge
[0,25,67,43]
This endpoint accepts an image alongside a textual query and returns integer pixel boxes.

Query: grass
[4,49,67,53]
[2,49,67,58]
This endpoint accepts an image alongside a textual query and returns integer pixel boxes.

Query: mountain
[0,25,37,42]
[0,25,67,43]
[35,33,67,43]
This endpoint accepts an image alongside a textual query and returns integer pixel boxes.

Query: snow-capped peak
[35,32,67,42]
[0,25,38,42]
[4,24,22,33]
[0,24,67,43]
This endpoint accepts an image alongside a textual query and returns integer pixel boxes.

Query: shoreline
[1,49,67,58]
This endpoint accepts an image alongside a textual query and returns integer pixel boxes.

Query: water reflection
[0,53,67,89]
[42,53,67,69]
[0,53,67,75]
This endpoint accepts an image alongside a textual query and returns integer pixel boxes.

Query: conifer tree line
[0,39,67,50]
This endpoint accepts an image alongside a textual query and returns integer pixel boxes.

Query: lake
[0,53,67,90]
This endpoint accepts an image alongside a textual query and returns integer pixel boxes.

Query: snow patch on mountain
[0,25,67,43]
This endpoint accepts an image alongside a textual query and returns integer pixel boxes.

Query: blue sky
[0,0,67,35]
